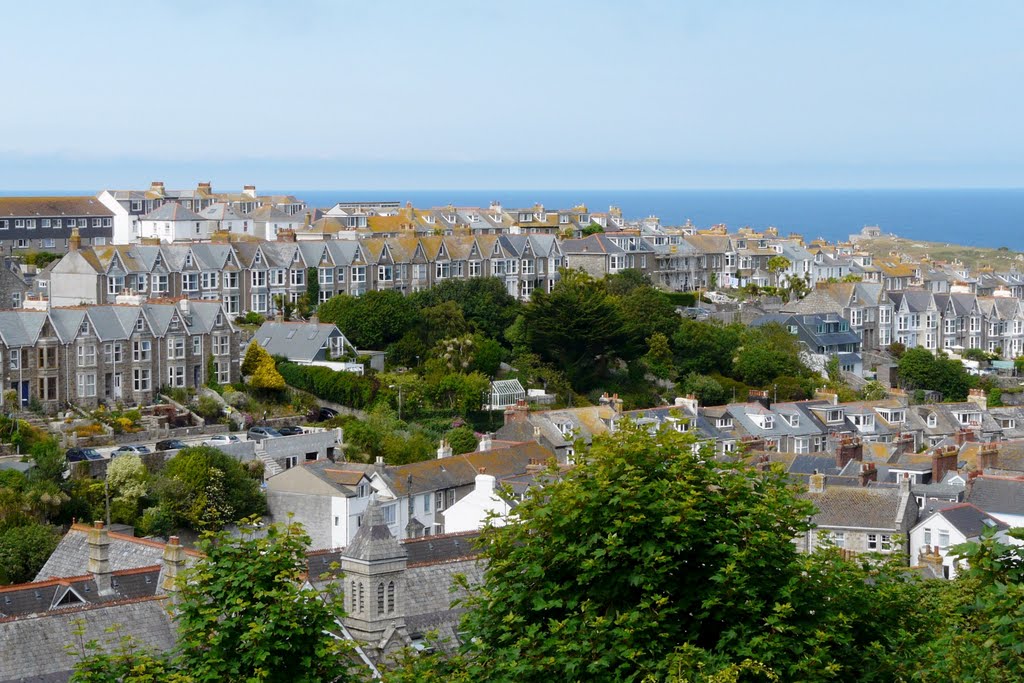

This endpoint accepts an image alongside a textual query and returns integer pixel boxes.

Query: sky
[2,1,1023,190]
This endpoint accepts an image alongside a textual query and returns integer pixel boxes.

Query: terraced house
[0,196,114,255]
[0,299,239,411]
[45,232,565,312]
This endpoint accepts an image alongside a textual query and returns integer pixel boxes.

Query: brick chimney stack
[277,228,297,242]
[978,442,999,473]
[894,432,916,455]
[503,399,528,426]
[932,445,959,482]
[968,388,988,412]
[87,521,113,597]
[835,436,863,469]
[68,227,81,252]
[161,535,186,603]
[808,471,826,493]
[858,462,878,487]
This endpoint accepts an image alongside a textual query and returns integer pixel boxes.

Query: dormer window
[254,251,262,265]
[79,321,90,336]
[783,414,799,428]
[754,415,775,430]
[825,409,844,424]
[357,483,369,498]
[135,318,144,332]
[927,413,938,428]
[716,417,733,429]
[185,253,193,267]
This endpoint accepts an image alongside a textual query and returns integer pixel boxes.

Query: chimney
[436,439,452,459]
[917,544,944,569]
[808,471,826,493]
[978,442,999,472]
[87,521,114,597]
[161,535,186,602]
[932,445,959,482]
[478,433,492,452]
[954,428,976,446]
[475,469,496,496]
[149,181,165,196]
[503,399,528,426]
[858,462,878,487]
[968,388,988,412]
[68,227,81,252]
[303,211,312,227]
[243,184,257,198]
[610,393,623,413]
[835,436,863,469]
[197,181,212,195]
[748,389,771,410]
[277,228,297,242]
[675,394,699,413]
[894,432,916,455]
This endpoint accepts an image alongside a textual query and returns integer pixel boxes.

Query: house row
[45,231,567,311]
[0,297,240,412]
[786,280,1024,359]
[0,196,114,256]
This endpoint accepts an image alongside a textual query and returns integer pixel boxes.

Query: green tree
[318,290,419,349]
[604,268,650,296]
[241,342,269,377]
[306,266,320,309]
[734,322,808,386]
[860,379,888,401]
[412,278,521,342]
[106,454,149,524]
[678,372,728,406]
[616,285,681,357]
[72,519,355,683]
[672,319,743,377]
[157,447,265,532]
[898,347,974,401]
[450,424,818,682]
[250,354,287,393]
[641,332,675,380]
[445,426,479,455]
[581,222,604,236]
[523,269,628,390]
[766,254,791,286]
[0,522,60,584]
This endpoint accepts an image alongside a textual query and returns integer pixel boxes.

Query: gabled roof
[806,484,908,530]
[254,321,346,362]
[966,476,1024,516]
[927,502,1009,537]
[0,310,46,347]
[141,201,204,222]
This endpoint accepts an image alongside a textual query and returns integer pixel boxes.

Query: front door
[10,381,28,407]
[193,365,201,388]
[113,373,122,400]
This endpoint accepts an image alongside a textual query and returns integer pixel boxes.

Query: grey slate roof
[343,497,406,563]
[934,503,1009,537]
[255,321,347,362]
[141,201,203,222]
[966,476,1024,516]
[34,525,199,582]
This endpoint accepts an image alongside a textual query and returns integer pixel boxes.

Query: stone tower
[340,496,409,659]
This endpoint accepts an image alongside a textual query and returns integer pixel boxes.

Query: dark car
[277,425,304,437]
[247,426,283,442]
[155,439,187,451]
[312,407,339,422]
[66,447,104,462]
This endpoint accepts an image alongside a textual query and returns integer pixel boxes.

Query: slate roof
[386,441,553,497]
[806,485,907,530]
[966,476,1024,516]
[34,524,201,582]
[255,321,347,362]
[933,503,1009,537]
[0,597,175,683]
[0,196,113,218]
[343,497,406,563]
[141,202,203,222]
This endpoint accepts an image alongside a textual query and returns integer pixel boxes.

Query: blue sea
[279,189,1024,250]
[6,188,1023,250]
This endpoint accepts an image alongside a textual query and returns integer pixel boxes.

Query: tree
[306,266,320,310]
[898,347,974,401]
[766,255,791,286]
[860,380,888,401]
[603,269,650,296]
[449,424,819,682]
[678,372,728,406]
[734,322,809,386]
[671,319,743,377]
[412,278,521,342]
[250,354,287,393]
[522,269,628,390]
[641,332,675,380]
[106,454,149,524]
[615,285,681,357]
[0,522,59,584]
[581,222,604,236]
[241,342,269,377]
[445,426,479,455]
[318,290,419,350]
[72,519,356,682]
[157,447,265,532]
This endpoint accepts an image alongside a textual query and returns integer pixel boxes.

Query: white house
[909,503,1009,579]
[137,202,207,242]
[966,475,1024,529]
[442,472,514,533]
[250,205,303,241]
[199,202,250,235]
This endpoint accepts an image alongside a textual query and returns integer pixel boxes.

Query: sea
[6,188,1023,250]
[285,189,1024,250]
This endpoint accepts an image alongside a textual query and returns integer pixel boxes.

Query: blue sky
[2,1,1022,190]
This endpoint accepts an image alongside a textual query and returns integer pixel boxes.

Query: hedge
[278,362,379,409]
[661,291,697,307]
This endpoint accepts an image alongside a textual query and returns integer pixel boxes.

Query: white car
[202,434,241,447]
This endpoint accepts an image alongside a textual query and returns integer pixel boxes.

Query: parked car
[112,444,151,457]
[66,447,104,462]
[315,405,339,421]
[277,425,304,437]
[247,426,283,442]
[203,434,241,447]
[155,439,187,451]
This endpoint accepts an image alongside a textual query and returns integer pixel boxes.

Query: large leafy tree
[318,290,420,350]
[156,446,265,532]
[734,322,809,386]
[671,319,743,376]
[897,347,974,401]
[0,522,60,584]
[412,277,521,342]
[72,520,356,682]
[522,269,628,390]
[614,285,681,358]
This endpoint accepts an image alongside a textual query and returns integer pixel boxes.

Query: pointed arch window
[351,581,357,613]
[387,581,395,614]
[377,582,386,616]
[358,583,364,613]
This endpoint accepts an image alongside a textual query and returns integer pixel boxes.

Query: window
[107,276,125,296]
[319,267,333,285]
[131,200,142,212]
[867,533,879,550]
[351,266,366,283]
[152,274,168,293]
[435,489,456,510]
[0,220,6,230]
[167,337,185,359]
[37,347,57,369]
[383,504,396,525]
[76,344,96,367]
[41,219,51,228]
[357,483,369,498]
[76,373,96,398]
[25,219,36,230]
[926,413,938,428]
[8,350,19,370]
[269,269,285,287]
[215,360,230,384]
[938,530,950,549]
[387,581,395,614]
[78,218,87,228]
[182,273,198,292]
[192,336,201,355]
[290,269,305,286]
[214,334,230,355]
[378,265,393,282]
[377,582,385,616]
[423,493,431,513]
[923,528,932,546]
[251,270,266,288]
[132,340,152,362]
[167,365,185,387]
[103,342,123,364]
[133,368,151,391]
[716,417,733,429]
[224,272,239,290]
[225,296,239,316]
[825,409,844,423]
[435,261,451,279]
[251,293,267,312]
[201,272,219,290]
